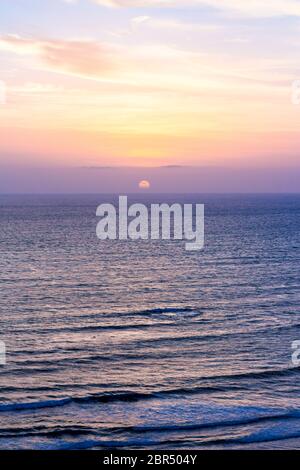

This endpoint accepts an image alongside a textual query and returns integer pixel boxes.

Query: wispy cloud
[131,15,219,31]
[0,35,114,78]
[92,0,300,17]
[0,33,295,93]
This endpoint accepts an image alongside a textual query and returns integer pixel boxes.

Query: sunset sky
[0,0,300,173]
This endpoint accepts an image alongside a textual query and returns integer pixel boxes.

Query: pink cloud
[0,35,114,78]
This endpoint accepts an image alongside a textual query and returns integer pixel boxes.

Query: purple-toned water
[0,194,299,449]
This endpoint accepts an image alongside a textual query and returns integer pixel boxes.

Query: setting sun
[138,180,151,190]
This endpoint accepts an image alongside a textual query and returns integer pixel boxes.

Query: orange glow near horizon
[0,1,300,169]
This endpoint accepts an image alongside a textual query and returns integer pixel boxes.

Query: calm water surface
[0,194,299,449]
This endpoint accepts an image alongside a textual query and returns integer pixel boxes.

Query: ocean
[0,193,299,449]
